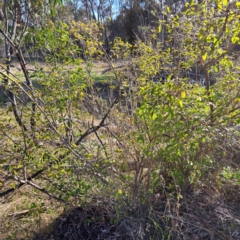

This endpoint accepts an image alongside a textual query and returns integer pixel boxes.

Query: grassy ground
[0,185,64,240]
[1,184,240,239]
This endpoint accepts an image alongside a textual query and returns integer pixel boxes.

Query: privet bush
[0,2,240,237]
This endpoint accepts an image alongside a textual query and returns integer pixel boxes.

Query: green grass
[0,69,115,104]
[90,73,115,83]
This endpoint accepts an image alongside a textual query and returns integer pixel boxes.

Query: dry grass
[1,185,236,240]
[0,185,64,240]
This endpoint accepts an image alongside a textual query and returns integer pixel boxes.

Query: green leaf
[181,91,186,98]
[223,0,228,6]
[206,35,212,42]
[213,65,218,73]
[167,74,173,81]
[166,6,170,14]
[202,52,208,61]
[217,0,222,12]
[179,100,183,108]
[152,113,157,120]
[231,36,239,44]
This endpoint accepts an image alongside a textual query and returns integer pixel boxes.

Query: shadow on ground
[32,200,154,240]
[32,187,240,240]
